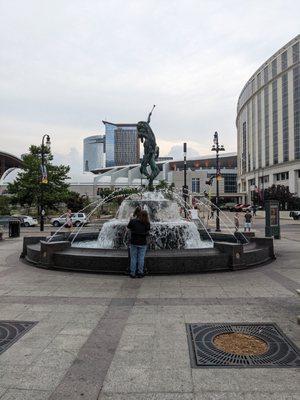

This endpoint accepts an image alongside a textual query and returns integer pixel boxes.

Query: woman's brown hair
[133,206,141,218]
[139,210,150,225]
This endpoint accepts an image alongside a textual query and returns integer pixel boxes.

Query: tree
[0,196,11,215]
[66,191,90,212]
[263,185,295,210]
[7,145,70,212]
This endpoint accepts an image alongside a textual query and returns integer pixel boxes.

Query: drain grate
[186,323,300,368]
[0,320,37,355]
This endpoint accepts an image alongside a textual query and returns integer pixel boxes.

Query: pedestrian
[127,210,150,278]
[210,205,215,219]
[66,209,73,228]
[244,210,252,232]
[234,212,239,232]
[252,204,257,216]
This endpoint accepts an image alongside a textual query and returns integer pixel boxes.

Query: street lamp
[211,131,225,232]
[182,142,188,217]
[40,134,51,231]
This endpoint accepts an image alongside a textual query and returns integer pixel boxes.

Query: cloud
[0,0,299,176]
[53,147,94,182]
[167,145,200,160]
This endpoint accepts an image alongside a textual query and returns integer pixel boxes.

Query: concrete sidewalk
[0,235,299,399]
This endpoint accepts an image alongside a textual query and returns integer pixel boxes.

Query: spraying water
[73,190,213,249]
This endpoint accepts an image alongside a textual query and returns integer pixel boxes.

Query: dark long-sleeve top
[127,218,150,246]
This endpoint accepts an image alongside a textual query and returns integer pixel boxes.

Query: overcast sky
[0,0,299,179]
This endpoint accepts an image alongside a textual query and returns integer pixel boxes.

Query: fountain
[21,107,275,273]
[73,191,213,250]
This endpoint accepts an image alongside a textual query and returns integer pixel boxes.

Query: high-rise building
[83,135,105,172]
[102,121,140,167]
[237,35,300,200]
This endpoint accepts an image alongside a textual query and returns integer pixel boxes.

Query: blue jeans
[130,245,147,275]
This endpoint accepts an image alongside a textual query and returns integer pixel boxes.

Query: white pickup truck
[289,211,300,220]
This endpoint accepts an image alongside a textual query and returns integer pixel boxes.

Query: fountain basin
[22,232,275,274]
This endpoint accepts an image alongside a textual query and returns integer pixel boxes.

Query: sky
[0,0,299,180]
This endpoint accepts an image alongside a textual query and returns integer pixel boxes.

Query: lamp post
[211,131,225,232]
[40,134,51,231]
[183,142,188,217]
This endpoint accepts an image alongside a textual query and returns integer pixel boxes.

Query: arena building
[237,35,300,202]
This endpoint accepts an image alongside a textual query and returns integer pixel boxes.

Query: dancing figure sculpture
[137,105,160,190]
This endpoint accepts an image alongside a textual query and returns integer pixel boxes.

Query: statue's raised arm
[147,104,156,124]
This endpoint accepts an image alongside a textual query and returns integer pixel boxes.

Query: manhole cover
[0,321,37,355]
[186,323,300,368]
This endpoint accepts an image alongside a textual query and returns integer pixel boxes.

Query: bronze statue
[137,105,160,190]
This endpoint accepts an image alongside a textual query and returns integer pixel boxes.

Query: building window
[272,80,278,164]
[257,72,261,89]
[192,178,200,193]
[294,66,300,159]
[242,122,247,173]
[264,86,270,166]
[281,50,288,71]
[257,92,262,168]
[252,98,256,170]
[293,42,299,63]
[248,178,256,187]
[274,171,289,181]
[247,103,251,171]
[282,73,289,162]
[259,175,269,184]
[272,59,277,78]
[263,66,269,85]
[224,174,237,193]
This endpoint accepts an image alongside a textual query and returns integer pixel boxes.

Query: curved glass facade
[83,135,105,172]
[237,35,300,199]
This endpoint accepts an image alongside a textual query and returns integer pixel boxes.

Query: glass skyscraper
[102,121,140,167]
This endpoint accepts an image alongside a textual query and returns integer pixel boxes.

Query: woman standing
[127,210,150,278]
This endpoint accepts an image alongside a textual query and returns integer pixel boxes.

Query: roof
[102,120,137,128]
[0,150,22,164]
[91,152,237,174]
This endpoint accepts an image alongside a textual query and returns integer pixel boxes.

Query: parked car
[233,204,244,212]
[50,212,88,227]
[13,215,38,227]
[241,204,252,212]
[0,216,20,228]
[234,204,251,212]
[220,202,237,211]
[289,211,300,220]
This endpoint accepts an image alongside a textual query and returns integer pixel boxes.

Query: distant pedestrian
[127,210,150,278]
[244,210,252,232]
[210,205,215,219]
[234,212,239,232]
[252,204,257,216]
[66,209,73,228]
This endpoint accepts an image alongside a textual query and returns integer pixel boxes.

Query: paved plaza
[0,219,299,399]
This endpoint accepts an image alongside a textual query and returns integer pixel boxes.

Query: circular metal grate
[187,323,300,368]
[0,320,37,355]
